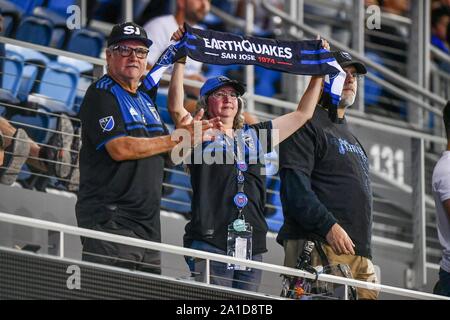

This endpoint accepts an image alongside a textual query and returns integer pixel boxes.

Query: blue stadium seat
[57,56,93,73]
[6,44,49,104]
[33,6,69,48]
[9,107,56,144]
[0,49,24,104]
[263,151,283,232]
[27,61,79,115]
[204,64,240,79]
[364,51,383,107]
[66,28,105,58]
[255,66,280,97]
[161,166,192,214]
[265,175,284,233]
[15,15,53,46]
[45,0,76,16]
[6,0,43,14]
[0,0,24,37]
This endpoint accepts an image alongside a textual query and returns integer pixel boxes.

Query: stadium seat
[33,6,70,48]
[65,28,105,58]
[0,49,24,105]
[6,45,49,104]
[15,15,53,46]
[44,0,76,17]
[255,66,280,97]
[154,92,174,125]
[0,0,24,37]
[5,0,43,15]
[27,61,79,115]
[161,166,192,215]
[9,107,56,144]
[264,175,283,233]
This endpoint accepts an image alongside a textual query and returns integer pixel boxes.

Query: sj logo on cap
[123,25,141,35]
[99,116,115,132]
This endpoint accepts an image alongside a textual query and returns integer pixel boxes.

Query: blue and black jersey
[185,121,273,255]
[76,75,167,242]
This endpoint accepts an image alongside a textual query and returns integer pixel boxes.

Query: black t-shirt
[185,122,273,255]
[279,106,373,258]
[76,75,167,242]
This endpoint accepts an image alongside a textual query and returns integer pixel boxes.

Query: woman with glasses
[76,22,219,274]
[168,26,328,291]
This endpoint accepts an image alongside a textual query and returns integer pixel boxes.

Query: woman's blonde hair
[194,94,245,130]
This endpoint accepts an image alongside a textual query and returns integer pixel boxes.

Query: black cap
[107,22,153,48]
[333,51,367,75]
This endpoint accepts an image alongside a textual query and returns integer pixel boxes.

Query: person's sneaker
[40,114,74,179]
[0,128,31,185]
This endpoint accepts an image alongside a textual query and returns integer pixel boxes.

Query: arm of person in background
[271,37,329,145]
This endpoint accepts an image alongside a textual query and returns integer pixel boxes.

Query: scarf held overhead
[145,24,346,118]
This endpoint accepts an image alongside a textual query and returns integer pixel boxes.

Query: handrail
[261,0,447,108]
[430,45,450,65]
[0,211,448,300]
[304,0,413,26]
[0,36,105,66]
[210,5,246,29]
[248,100,446,144]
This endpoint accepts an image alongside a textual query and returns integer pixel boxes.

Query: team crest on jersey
[129,107,139,117]
[147,103,160,121]
[242,133,255,150]
[99,116,115,132]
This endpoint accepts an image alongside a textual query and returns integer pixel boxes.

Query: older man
[277,51,379,299]
[76,22,217,273]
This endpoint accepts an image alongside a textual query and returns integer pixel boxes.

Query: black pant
[81,219,161,275]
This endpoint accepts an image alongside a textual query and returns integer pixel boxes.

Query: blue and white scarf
[144,24,346,118]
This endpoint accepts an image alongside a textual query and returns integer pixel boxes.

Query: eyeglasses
[210,91,239,100]
[111,45,149,59]
[345,71,363,80]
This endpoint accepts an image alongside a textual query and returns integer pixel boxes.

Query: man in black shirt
[278,51,379,299]
[76,22,218,273]
[169,26,326,291]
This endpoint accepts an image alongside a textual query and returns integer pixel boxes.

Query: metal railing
[0,8,446,289]
[0,211,447,300]
[261,0,447,113]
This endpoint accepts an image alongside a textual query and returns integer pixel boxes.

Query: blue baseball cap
[200,76,246,98]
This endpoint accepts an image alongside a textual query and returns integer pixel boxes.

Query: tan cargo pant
[283,239,379,300]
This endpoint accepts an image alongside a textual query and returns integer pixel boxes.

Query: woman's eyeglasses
[210,91,239,100]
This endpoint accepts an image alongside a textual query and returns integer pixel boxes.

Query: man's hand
[326,223,355,255]
[176,108,223,146]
